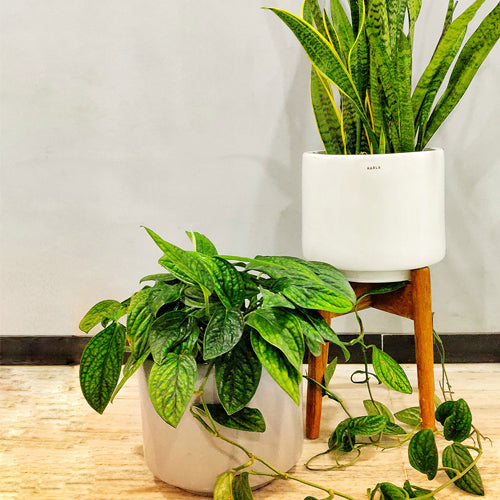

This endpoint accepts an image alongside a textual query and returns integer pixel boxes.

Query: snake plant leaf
[202,404,266,433]
[349,4,369,105]
[204,308,244,360]
[246,308,305,370]
[387,0,407,54]
[79,300,124,333]
[412,0,487,142]
[407,0,422,44]
[396,30,415,152]
[443,0,458,37]
[372,346,413,394]
[442,443,484,496]
[214,471,234,500]
[215,334,262,415]
[186,230,218,256]
[408,428,438,480]
[341,98,358,153]
[144,226,214,293]
[148,311,190,364]
[323,10,343,58]
[127,287,153,358]
[205,257,245,310]
[330,0,355,58]
[310,67,345,154]
[348,0,360,34]
[250,330,301,405]
[367,0,391,54]
[424,1,500,146]
[232,472,253,500]
[266,8,364,115]
[148,352,197,428]
[303,0,329,39]
[79,322,126,414]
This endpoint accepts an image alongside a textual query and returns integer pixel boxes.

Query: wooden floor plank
[1,364,499,499]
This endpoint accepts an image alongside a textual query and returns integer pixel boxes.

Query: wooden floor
[1,364,499,499]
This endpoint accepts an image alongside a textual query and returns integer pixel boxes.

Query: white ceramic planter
[138,362,303,495]
[302,149,446,282]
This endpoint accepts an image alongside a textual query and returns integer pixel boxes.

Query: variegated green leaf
[341,97,358,153]
[214,472,234,500]
[387,0,407,54]
[206,257,245,310]
[148,281,183,316]
[424,1,500,146]
[149,311,189,364]
[367,0,391,54]
[79,300,124,333]
[203,404,266,433]
[127,287,153,357]
[148,353,197,428]
[295,312,325,357]
[250,330,301,405]
[329,0,355,58]
[407,0,422,44]
[260,287,295,309]
[409,428,438,480]
[311,67,344,154]
[246,308,305,370]
[232,472,253,500]
[79,322,126,413]
[186,230,218,256]
[364,399,395,422]
[372,346,413,394]
[203,308,244,360]
[111,348,151,402]
[442,443,484,496]
[395,406,421,427]
[215,335,262,415]
[349,415,387,436]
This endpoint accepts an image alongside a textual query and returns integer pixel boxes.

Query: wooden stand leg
[411,267,436,430]
[306,312,331,439]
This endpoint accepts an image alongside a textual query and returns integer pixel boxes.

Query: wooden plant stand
[306,267,436,439]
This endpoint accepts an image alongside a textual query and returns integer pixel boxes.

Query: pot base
[341,269,411,283]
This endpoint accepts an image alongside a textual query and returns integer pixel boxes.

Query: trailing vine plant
[79,229,487,499]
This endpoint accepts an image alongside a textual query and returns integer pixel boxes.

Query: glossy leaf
[436,398,472,443]
[203,404,266,433]
[79,300,124,333]
[250,331,301,405]
[357,282,408,302]
[186,230,218,256]
[214,471,234,500]
[111,348,151,402]
[246,308,305,370]
[215,335,262,415]
[329,419,355,452]
[329,0,355,57]
[246,255,318,281]
[204,309,244,360]
[144,227,214,293]
[207,257,245,309]
[378,483,408,500]
[127,288,153,358]
[148,311,189,364]
[384,421,408,436]
[363,399,395,422]
[79,322,126,413]
[403,480,435,499]
[395,406,421,427]
[232,473,253,500]
[349,415,387,436]
[442,443,484,496]
[148,353,197,428]
[408,428,438,480]
[148,281,183,316]
[260,287,294,309]
[140,272,178,283]
[324,357,338,387]
[372,346,412,394]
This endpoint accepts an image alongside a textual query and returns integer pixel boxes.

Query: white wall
[1,1,498,335]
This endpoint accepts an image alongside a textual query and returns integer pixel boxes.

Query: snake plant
[267,0,500,154]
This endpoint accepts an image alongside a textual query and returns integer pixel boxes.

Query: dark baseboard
[1,333,499,365]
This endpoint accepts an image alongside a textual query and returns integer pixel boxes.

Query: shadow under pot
[138,361,304,495]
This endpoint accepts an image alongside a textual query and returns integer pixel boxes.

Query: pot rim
[303,147,443,159]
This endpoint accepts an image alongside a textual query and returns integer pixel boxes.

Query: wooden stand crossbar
[306,267,436,439]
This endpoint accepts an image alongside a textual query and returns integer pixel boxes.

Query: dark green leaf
[384,421,408,436]
[329,0,355,57]
[403,480,435,499]
[260,287,295,309]
[295,313,325,358]
[372,346,412,394]
[349,415,387,436]
[140,273,178,283]
[111,348,151,402]
[79,300,124,333]
[214,471,234,500]
[442,443,484,496]
[203,404,265,433]
[378,483,408,500]
[79,322,126,413]
[148,281,183,316]
[329,418,355,452]
[172,317,200,355]
[246,255,318,281]
[408,428,438,480]
[127,288,153,358]
[215,335,262,415]
[250,331,301,405]
[232,472,254,500]
[148,353,197,428]
[207,257,245,309]
[436,399,472,442]
[149,311,189,364]
[246,308,305,370]
[144,226,214,293]
[357,282,408,302]
[204,309,244,360]
[395,407,421,427]
[186,230,218,256]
